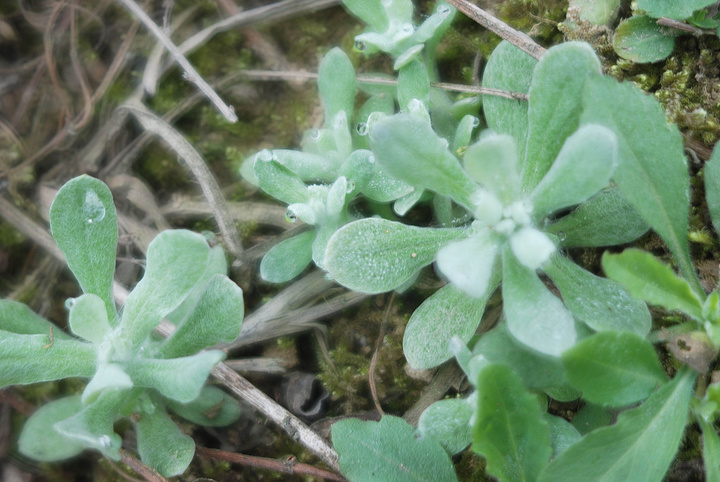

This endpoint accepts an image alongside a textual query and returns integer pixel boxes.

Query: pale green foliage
[1,175,244,477]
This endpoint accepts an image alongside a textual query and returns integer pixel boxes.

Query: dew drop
[346,179,356,193]
[382,0,392,6]
[64,298,76,310]
[98,435,113,448]
[82,190,106,224]
[310,129,321,140]
[401,23,414,34]
[368,155,375,164]
[285,209,298,223]
[354,40,366,51]
[558,231,567,242]
[471,116,480,128]
[437,5,451,16]
[256,149,273,162]
[356,122,368,136]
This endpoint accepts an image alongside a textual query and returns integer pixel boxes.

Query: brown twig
[369,293,395,415]
[196,446,346,481]
[211,363,340,471]
[656,17,708,37]
[444,0,547,60]
[119,449,168,482]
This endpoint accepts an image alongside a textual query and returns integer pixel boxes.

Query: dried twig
[196,446,346,480]
[656,17,709,37]
[444,0,547,60]
[115,0,238,122]
[120,100,243,258]
[119,449,168,482]
[369,293,395,415]
[211,363,341,471]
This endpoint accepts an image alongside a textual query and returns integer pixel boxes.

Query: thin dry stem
[445,0,547,60]
[119,449,168,482]
[116,0,238,122]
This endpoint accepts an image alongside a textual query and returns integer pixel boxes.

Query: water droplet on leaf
[471,117,480,128]
[558,231,567,241]
[310,129,321,140]
[256,149,273,162]
[437,5,451,16]
[83,190,106,224]
[285,209,298,223]
[64,298,76,309]
[354,40,366,51]
[356,122,368,136]
[346,180,356,193]
[368,155,375,164]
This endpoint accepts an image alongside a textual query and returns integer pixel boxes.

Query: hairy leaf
[636,0,717,20]
[318,47,356,122]
[68,293,111,344]
[167,385,242,427]
[50,175,118,322]
[418,398,473,455]
[0,299,71,339]
[18,396,85,461]
[135,408,195,477]
[613,16,677,63]
[701,417,720,482]
[544,413,581,459]
[260,231,315,283]
[705,142,720,235]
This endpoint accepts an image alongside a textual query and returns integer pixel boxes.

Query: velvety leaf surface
[49,175,118,322]
[705,142,720,235]
[571,402,613,435]
[370,114,478,209]
[0,331,96,387]
[523,42,601,190]
[167,385,242,427]
[418,398,473,455]
[545,254,651,336]
[332,415,458,482]
[613,15,676,63]
[318,47,356,121]
[502,247,576,357]
[119,230,212,345]
[397,59,430,111]
[82,363,132,404]
[545,188,649,247]
[602,249,704,321]
[254,157,310,205]
[270,149,339,183]
[54,388,126,460]
[68,293,111,344]
[404,282,495,369]
[0,299,71,339]
[135,408,195,477]
[582,74,698,292]
[128,350,225,403]
[636,0,717,20]
[472,324,567,389]
[159,275,243,359]
[18,396,85,461]
[482,41,536,161]
[569,0,620,25]
[701,418,720,482]
[436,230,499,299]
[561,331,667,406]
[342,0,387,31]
[543,413,581,459]
[530,124,617,218]
[324,218,463,294]
[539,368,695,481]
[260,231,315,283]
[463,132,520,204]
[473,364,551,481]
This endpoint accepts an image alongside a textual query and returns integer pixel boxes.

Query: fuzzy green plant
[0,175,244,477]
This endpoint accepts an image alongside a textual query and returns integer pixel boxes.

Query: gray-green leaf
[561,331,667,406]
[636,0,717,20]
[418,398,473,455]
[318,47,356,122]
[473,364,551,482]
[705,142,720,235]
[539,368,695,481]
[167,385,242,427]
[613,15,677,63]
[332,415,458,482]
[135,408,195,477]
[18,396,85,461]
[50,175,118,322]
[260,231,315,283]
[0,299,71,339]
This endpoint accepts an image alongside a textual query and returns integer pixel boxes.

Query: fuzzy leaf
[370,113,479,210]
[582,74,698,293]
[50,175,118,322]
[318,47,356,122]
[128,350,225,403]
[0,299,71,339]
[463,132,521,204]
[397,59,430,111]
[701,417,720,482]
[0,331,96,388]
[82,363,132,404]
[569,0,620,25]
[362,163,415,202]
[502,246,576,357]
[135,408,195,477]
[269,149,339,183]
[545,188,649,247]
[544,413,582,459]
[571,402,613,435]
[54,388,126,460]
[613,15,677,63]
[436,229,499,299]
[332,415,458,482]
[602,249,704,321]
[119,230,212,345]
[473,364,551,481]
[342,0,388,31]
[159,275,243,359]
[705,142,720,235]
[260,231,315,283]
[404,281,495,370]
[539,368,695,481]
[254,157,309,205]
[482,41,536,161]
[562,331,667,406]
[167,385,242,427]
[452,115,479,153]
[530,124,617,218]
[68,293,111,344]
[636,0,717,20]
[418,398,473,455]
[545,254,651,336]
[18,396,85,461]
[324,218,463,294]
[523,42,601,190]
[473,324,567,389]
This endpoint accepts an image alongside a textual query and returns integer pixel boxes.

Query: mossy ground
[0,0,719,480]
